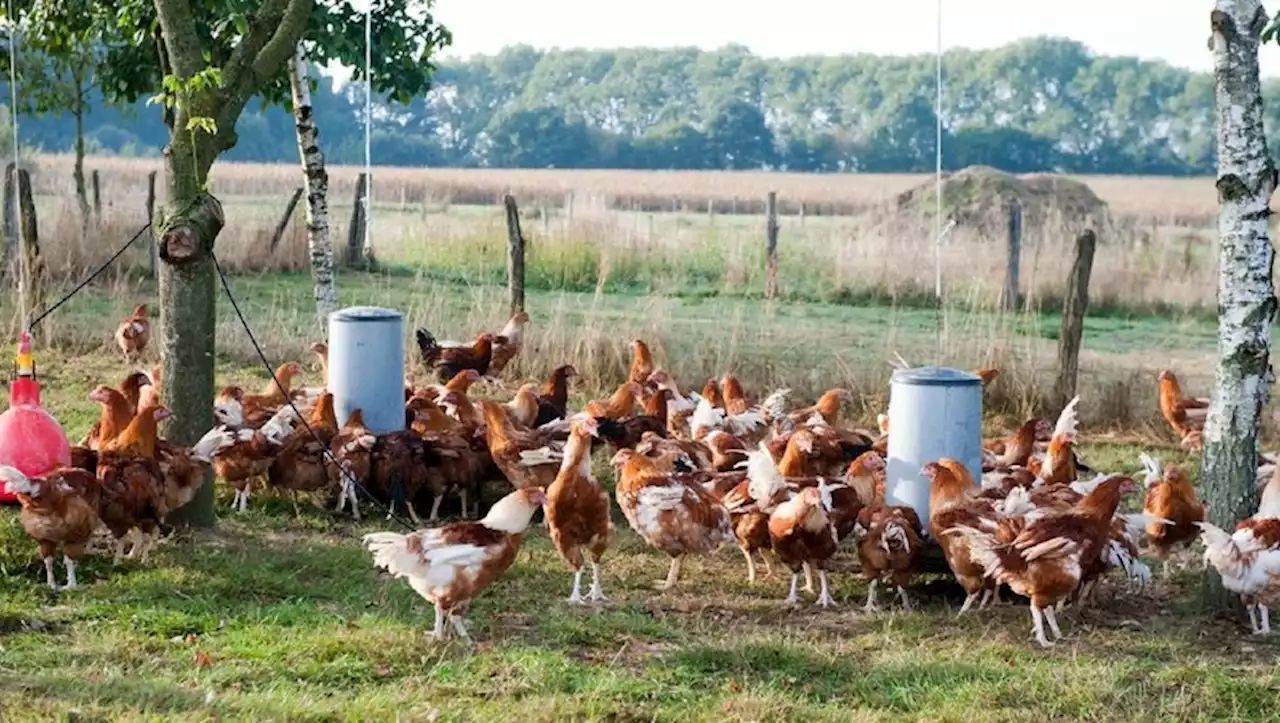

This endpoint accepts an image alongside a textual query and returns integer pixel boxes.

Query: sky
[428,0,1280,77]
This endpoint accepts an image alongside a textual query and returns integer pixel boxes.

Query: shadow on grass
[5,674,211,716]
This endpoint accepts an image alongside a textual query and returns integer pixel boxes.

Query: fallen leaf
[193,650,212,667]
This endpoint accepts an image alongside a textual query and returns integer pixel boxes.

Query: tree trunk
[156,128,224,529]
[288,47,337,331]
[71,69,91,234]
[1201,0,1278,610]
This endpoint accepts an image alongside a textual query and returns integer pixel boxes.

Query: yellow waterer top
[15,330,32,377]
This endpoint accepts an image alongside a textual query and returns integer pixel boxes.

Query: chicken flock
[3,307,1279,649]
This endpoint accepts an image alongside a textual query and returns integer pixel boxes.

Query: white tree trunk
[1202,0,1278,605]
[289,47,338,331]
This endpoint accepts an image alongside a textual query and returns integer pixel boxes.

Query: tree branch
[153,25,176,131]
[252,0,313,81]
[218,0,313,142]
[222,0,293,94]
[151,0,205,79]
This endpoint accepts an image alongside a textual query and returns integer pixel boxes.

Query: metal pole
[933,0,944,358]
[6,0,25,331]
[934,0,943,301]
[363,0,373,253]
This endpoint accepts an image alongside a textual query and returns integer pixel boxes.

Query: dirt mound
[893,166,1112,241]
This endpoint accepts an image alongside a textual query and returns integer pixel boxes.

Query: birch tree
[1201,0,1278,608]
[288,47,337,330]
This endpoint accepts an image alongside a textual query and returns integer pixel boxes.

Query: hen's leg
[127,532,143,561]
[459,489,470,520]
[567,568,585,605]
[760,549,776,578]
[348,487,361,522]
[406,500,423,526]
[1030,604,1054,648]
[1162,557,1172,580]
[1260,605,1272,635]
[785,572,800,605]
[334,481,348,514]
[588,562,609,602]
[42,556,56,590]
[1075,579,1095,610]
[1043,604,1063,640]
[661,555,683,590]
[113,536,127,564]
[802,562,815,594]
[815,570,836,608]
[897,585,913,612]
[136,532,154,563]
[428,496,443,523]
[958,589,979,615]
[431,601,446,640]
[239,486,251,513]
[978,586,995,610]
[741,547,758,585]
[864,579,881,613]
[62,556,78,590]
[450,615,471,643]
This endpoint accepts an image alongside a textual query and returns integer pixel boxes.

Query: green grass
[4,268,1220,434]
[1,438,1273,721]
[0,264,1262,721]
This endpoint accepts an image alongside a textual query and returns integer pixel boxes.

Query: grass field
[13,152,1241,431]
[1,155,1274,720]
[4,441,1276,722]
[0,268,1223,434]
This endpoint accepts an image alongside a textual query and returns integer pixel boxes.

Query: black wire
[28,223,151,330]
[210,252,419,533]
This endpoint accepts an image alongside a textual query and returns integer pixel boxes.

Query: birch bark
[288,47,338,331]
[1201,0,1278,608]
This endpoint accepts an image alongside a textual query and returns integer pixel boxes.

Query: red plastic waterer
[0,331,71,503]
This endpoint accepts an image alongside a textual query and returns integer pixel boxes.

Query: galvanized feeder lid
[330,306,404,322]
[891,366,982,387]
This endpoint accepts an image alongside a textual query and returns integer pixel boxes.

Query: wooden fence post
[1003,201,1022,311]
[345,173,367,266]
[91,169,102,223]
[564,192,575,225]
[799,202,806,228]
[270,186,305,253]
[765,191,780,299]
[1053,229,1097,408]
[503,195,526,315]
[145,171,158,278]
[15,168,43,329]
[2,162,15,276]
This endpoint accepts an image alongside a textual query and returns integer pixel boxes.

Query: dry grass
[28,154,1225,314]
[8,153,1238,433]
[34,153,1220,221]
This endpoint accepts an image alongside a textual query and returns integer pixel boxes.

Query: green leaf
[185,116,218,136]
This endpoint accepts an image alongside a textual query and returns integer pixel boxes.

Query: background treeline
[9,37,1259,174]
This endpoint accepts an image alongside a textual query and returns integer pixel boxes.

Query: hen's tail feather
[1194,521,1233,550]
[416,329,441,364]
[363,532,429,580]
[943,524,1029,581]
